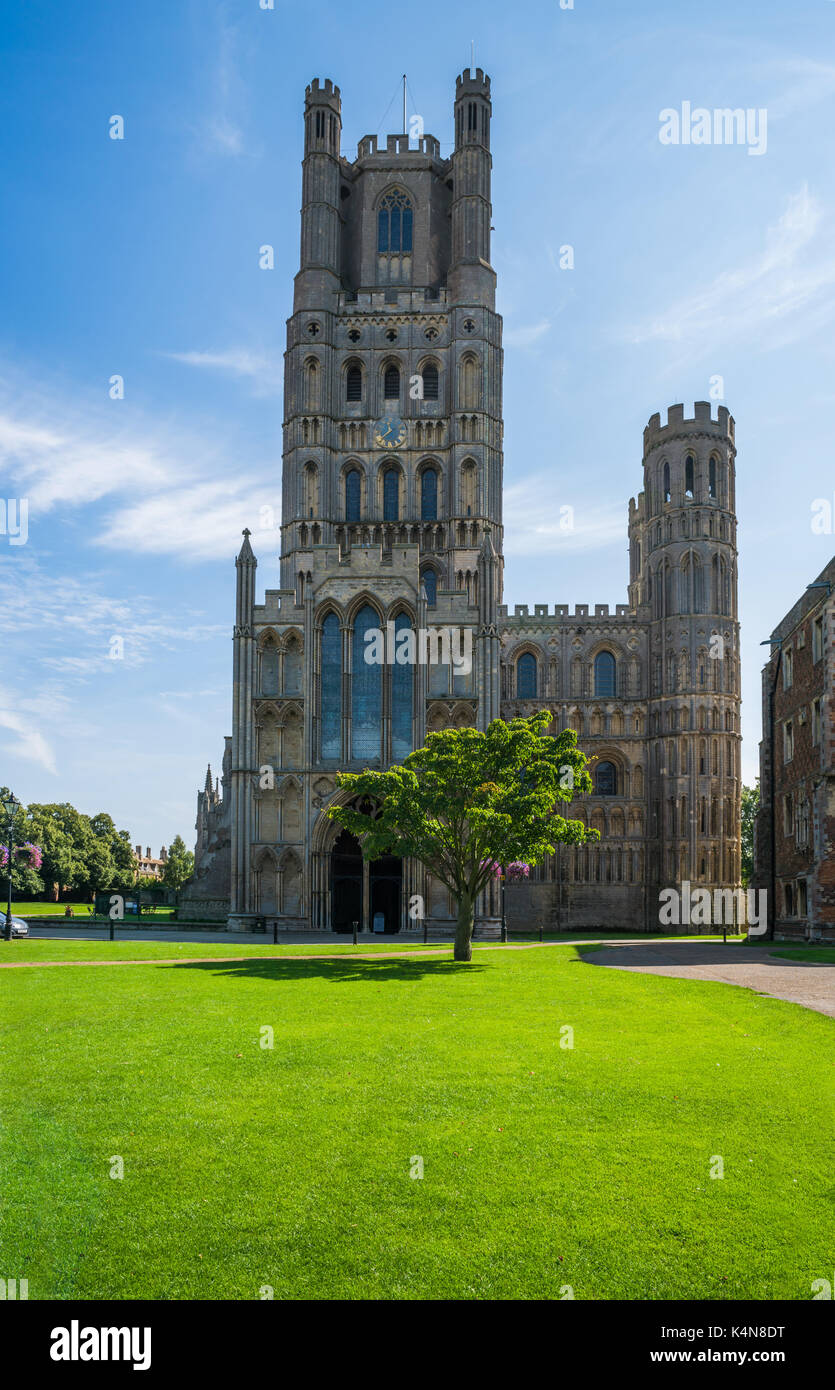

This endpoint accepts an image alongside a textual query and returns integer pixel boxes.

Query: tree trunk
[454,891,474,962]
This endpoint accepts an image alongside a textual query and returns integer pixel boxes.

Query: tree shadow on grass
[158,955,490,986]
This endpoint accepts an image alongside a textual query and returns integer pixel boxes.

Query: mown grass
[1,945,832,1300]
[0,940,442,964]
[771,948,835,965]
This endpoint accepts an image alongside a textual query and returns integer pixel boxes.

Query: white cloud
[0,368,279,561]
[162,347,283,396]
[504,320,551,349]
[504,476,625,557]
[0,703,57,776]
[628,185,835,350]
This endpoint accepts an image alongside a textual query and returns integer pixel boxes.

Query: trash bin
[372,912,385,934]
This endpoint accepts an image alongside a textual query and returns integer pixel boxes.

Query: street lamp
[2,791,21,942]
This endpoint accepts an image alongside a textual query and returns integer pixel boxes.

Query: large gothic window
[351,605,382,760]
[377,191,413,253]
[709,456,717,499]
[321,614,342,759]
[345,468,361,522]
[384,365,400,400]
[685,455,695,498]
[517,653,537,699]
[595,762,617,796]
[594,651,616,697]
[391,612,413,762]
[383,469,399,521]
[421,568,437,607]
[421,469,438,520]
[663,461,671,504]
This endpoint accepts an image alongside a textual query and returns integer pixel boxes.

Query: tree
[740,782,759,888]
[327,711,599,962]
[162,835,195,892]
[0,788,44,900]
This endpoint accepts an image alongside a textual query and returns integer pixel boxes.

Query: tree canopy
[328,711,599,960]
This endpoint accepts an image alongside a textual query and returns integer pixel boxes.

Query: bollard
[352,919,358,947]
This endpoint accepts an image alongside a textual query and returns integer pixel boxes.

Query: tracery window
[594,651,616,697]
[517,653,537,699]
[377,191,413,253]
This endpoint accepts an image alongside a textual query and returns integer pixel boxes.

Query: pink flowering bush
[0,842,43,870]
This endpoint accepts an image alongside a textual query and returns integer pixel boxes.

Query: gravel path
[582,942,835,1019]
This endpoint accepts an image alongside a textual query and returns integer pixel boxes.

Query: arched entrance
[370,854,402,934]
[331,829,363,933]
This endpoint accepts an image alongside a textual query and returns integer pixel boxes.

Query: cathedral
[180,69,742,936]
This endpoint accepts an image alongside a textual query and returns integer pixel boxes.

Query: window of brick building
[783,648,793,689]
[813,615,824,663]
[813,698,822,744]
[784,720,794,762]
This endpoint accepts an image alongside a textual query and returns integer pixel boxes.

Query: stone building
[183,69,742,935]
[134,845,168,881]
[754,559,835,942]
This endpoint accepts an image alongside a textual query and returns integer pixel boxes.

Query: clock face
[374,414,407,450]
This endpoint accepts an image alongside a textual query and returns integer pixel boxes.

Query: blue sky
[2,0,835,849]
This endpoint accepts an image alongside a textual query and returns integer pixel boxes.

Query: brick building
[754,557,835,941]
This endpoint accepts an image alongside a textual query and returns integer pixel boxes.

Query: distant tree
[740,782,759,888]
[162,835,195,892]
[328,712,598,962]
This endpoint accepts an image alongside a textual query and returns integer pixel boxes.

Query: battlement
[355,132,442,161]
[644,401,735,454]
[305,77,341,106]
[497,603,634,622]
[456,67,491,97]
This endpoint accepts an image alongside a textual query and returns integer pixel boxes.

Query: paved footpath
[582,941,835,1019]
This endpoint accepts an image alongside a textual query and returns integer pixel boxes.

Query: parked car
[5,916,29,938]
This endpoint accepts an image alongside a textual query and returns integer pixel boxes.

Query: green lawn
[9,901,176,918]
[772,947,835,965]
[1,944,832,1300]
[1,939,442,963]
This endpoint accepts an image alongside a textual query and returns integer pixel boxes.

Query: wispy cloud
[504,320,551,349]
[0,368,280,560]
[162,347,283,396]
[627,185,835,351]
[0,701,58,775]
[504,475,625,558]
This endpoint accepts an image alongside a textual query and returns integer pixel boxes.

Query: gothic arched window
[421,569,437,607]
[685,455,695,498]
[383,469,399,521]
[595,761,617,796]
[377,191,413,253]
[391,612,413,762]
[345,468,361,522]
[421,469,438,520]
[663,461,671,503]
[422,362,439,400]
[709,456,717,499]
[594,651,616,697]
[320,614,341,759]
[351,605,382,760]
[384,365,400,400]
[346,362,362,402]
[517,653,537,699]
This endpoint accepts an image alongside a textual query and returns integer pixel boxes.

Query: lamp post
[2,791,21,942]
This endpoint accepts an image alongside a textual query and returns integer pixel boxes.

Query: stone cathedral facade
[181,69,742,935]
